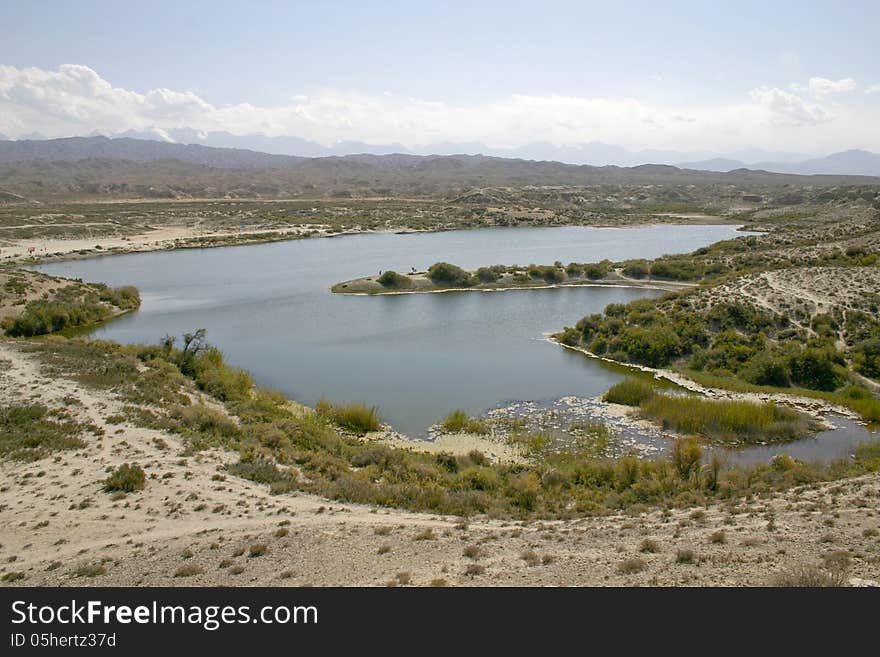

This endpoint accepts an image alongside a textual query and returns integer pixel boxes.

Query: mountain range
[0,135,878,204]
[4,129,879,176]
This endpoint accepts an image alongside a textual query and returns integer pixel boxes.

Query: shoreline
[547,336,858,423]
[332,276,695,296]
[2,218,748,267]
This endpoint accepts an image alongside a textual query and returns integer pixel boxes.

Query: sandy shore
[0,224,431,266]
[2,339,879,587]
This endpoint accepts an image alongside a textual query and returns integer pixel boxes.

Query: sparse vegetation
[0,403,87,461]
[617,557,647,574]
[676,549,697,564]
[440,410,488,434]
[174,564,205,578]
[316,399,381,435]
[771,564,847,587]
[102,463,146,493]
[377,270,412,289]
[603,378,657,406]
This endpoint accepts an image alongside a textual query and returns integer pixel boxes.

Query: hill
[0,137,878,202]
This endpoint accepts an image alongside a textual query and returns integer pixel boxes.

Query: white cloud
[0,64,877,152]
[748,86,831,125]
[808,77,856,95]
[866,83,880,95]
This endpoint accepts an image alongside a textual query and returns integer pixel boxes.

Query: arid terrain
[1,141,880,587]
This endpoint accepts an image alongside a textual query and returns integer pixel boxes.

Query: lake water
[34,225,737,431]
[31,223,878,462]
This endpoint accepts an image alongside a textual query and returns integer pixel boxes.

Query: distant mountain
[0,136,304,169]
[72,130,811,168]
[752,150,880,177]
[677,158,747,172]
[0,136,876,203]
[16,131,875,173]
[725,149,809,164]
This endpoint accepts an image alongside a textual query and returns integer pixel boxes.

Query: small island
[331,260,699,294]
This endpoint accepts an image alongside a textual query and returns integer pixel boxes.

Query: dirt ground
[1,340,878,587]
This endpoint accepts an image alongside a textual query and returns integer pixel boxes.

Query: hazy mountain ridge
[0,136,878,202]
[680,150,880,176]
[6,130,875,176]
[0,136,305,169]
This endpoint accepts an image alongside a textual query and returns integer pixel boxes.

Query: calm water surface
[34,223,877,461]
[36,225,743,434]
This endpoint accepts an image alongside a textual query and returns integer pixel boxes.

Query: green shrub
[440,410,488,434]
[671,437,703,479]
[741,352,791,387]
[788,349,846,391]
[227,457,297,487]
[622,261,650,278]
[316,399,381,434]
[603,378,657,406]
[3,299,112,336]
[0,404,87,460]
[852,339,880,379]
[103,463,146,493]
[2,284,140,337]
[172,404,239,440]
[377,270,412,288]
[475,267,501,283]
[427,262,475,287]
[193,348,253,401]
[99,285,141,310]
[640,394,814,443]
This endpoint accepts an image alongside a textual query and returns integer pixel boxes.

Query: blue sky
[1,1,878,152]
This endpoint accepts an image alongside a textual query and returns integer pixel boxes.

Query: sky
[1,0,878,154]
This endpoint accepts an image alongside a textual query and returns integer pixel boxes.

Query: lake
[37,221,878,464]
[34,224,749,436]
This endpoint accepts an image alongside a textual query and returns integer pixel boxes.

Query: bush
[172,403,239,440]
[377,270,412,289]
[102,463,146,493]
[427,262,474,287]
[612,326,682,367]
[2,285,140,337]
[741,352,791,387]
[617,557,647,574]
[675,549,696,564]
[671,437,702,479]
[228,456,296,483]
[771,565,847,587]
[316,399,381,435]
[174,564,205,578]
[99,285,141,310]
[3,299,111,337]
[0,403,87,460]
[788,349,846,391]
[623,261,650,278]
[475,267,501,283]
[603,378,657,406]
[852,339,880,379]
[440,410,488,434]
[193,348,253,401]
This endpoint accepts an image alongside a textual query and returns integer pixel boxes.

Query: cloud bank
[0,64,877,152]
